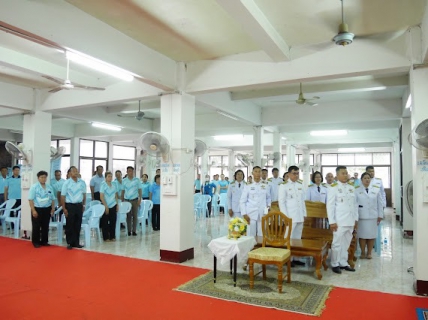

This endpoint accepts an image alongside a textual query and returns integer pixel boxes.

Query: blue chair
[81,204,105,246]
[0,199,16,232]
[202,195,212,218]
[115,201,132,240]
[49,206,65,244]
[211,194,220,216]
[4,206,21,238]
[194,194,203,219]
[219,193,228,214]
[138,200,153,233]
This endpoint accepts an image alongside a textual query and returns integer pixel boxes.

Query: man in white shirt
[268,168,283,202]
[366,166,386,208]
[261,169,268,183]
[278,165,306,266]
[325,172,335,186]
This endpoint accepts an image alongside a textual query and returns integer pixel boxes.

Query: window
[209,155,228,177]
[321,154,338,166]
[51,139,71,180]
[373,153,391,165]
[338,154,354,165]
[296,154,314,166]
[355,153,372,165]
[79,139,109,192]
[112,145,136,178]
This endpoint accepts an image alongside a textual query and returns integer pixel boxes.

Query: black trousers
[65,203,83,246]
[10,199,21,228]
[93,192,101,201]
[101,205,117,240]
[206,201,212,217]
[195,190,200,193]
[32,207,51,245]
[152,204,160,231]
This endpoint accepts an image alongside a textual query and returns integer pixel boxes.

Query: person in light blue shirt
[50,170,65,207]
[100,171,118,241]
[90,165,105,201]
[149,174,161,231]
[121,166,142,236]
[0,166,8,205]
[5,166,21,210]
[194,174,201,193]
[306,171,328,204]
[61,166,87,250]
[352,172,361,188]
[202,175,216,217]
[141,174,151,200]
[28,170,55,248]
[219,174,229,194]
[113,170,123,198]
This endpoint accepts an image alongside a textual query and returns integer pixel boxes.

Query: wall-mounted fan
[139,132,170,160]
[408,118,428,157]
[118,100,154,121]
[43,59,105,93]
[194,139,207,157]
[236,153,253,167]
[50,146,66,162]
[405,180,413,217]
[5,141,32,164]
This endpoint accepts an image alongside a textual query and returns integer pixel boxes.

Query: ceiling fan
[271,83,320,106]
[43,59,105,93]
[117,100,154,121]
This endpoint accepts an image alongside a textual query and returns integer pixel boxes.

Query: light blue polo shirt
[141,181,151,198]
[122,177,142,200]
[194,179,201,191]
[6,176,21,200]
[149,183,161,205]
[100,181,118,208]
[50,178,65,196]
[113,179,123,197]
[90,174,105,193]
[219,180,228,194]
[28,182,55,208]
[61,178,86,203]
[0,175,8,194]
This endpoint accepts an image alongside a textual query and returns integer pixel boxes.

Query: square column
[301,148,311,186]
[410,67,428,295]
[272,132,282,171]
[253,126,264,167]
[160,93,195,263]
[228,150,235,179]
[21,111,52,237]
[286,141,296,168]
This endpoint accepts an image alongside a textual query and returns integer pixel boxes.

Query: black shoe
[340,266,355,272]
[128,232,131,236]
[332,266,342,274]
[132,232,137,236]
[293,261,305,266]
[67,244,73,250]
[33,243,41,248]
[73,244,84,248]
[121,224,125,229]
[41,243,50,246]
[290,261,295,268]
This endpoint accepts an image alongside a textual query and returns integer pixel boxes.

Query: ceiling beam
[230,75,409,100]
[0,0,176,90]
[0,82,34,111]
[186,41,410,93]
[215,0,290,62]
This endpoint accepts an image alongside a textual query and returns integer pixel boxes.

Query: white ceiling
[0,0,424,153]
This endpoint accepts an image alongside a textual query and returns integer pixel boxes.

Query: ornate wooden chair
[247,211,292,293]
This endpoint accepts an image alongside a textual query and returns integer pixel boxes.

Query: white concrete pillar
[272,132,282,171]
[201,150,208,179]
[160,93,195,263]
[410,67,428,295]
[228,150,235,180]
[135,147,142,178]
[21,111,52,238]
[301,148,310,186]
[401,119,413,233]
[107,141,114,172]
[286,141,296,169]
[70,137,79,167]
[253,126,264,167]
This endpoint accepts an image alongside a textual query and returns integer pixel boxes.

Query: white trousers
[331,226,353,267]
[247,219,263,237]
[291,222,303,239]
[232,211,242,218]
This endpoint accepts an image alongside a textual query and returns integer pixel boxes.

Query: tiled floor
[1,208,416,296]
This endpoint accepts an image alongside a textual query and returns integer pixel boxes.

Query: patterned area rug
[175,271,332,316]
[416,308,428,320]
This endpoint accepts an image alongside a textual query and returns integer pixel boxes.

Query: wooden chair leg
[262,264,267,280]
[249,261,254,289]
[277,263,283,293]
[287,260,291,283]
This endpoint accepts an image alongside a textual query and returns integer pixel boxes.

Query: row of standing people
[227,165,385,272]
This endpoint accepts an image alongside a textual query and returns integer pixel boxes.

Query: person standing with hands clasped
[227,170,245,218]
[327,166,358,274]
[100,171,119,241]
[28,171,55,248]
[240,166,271,237]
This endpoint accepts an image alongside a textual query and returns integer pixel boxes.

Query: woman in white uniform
[227,170,245,218]
[305,171,328,203]
[355,172,383,259]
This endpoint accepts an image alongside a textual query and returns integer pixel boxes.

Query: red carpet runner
[0,237,427,319]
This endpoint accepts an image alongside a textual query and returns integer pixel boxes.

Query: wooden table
[255,237,329,280]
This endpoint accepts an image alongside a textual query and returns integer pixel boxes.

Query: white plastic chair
[81,204,105,246]
[211,194,219,216]
[116,201,132,240]
[202,195,212,218]
[49,206,64,244]
[219,193,228,214]
[4,205,22,238]
[0,199,16,232]
[88,200,101,207]
[138,200,153,233]
[194,194,202,220]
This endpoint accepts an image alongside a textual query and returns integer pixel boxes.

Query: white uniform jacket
[268,177,283,202]
[305,183,328,203]
[227,181,245,213]
[278,179,306,223]
[240,181,271,220]
[369,177,386,207]
[355,185,384,220]
[326,181,358,227]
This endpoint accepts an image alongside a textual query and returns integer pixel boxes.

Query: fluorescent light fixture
[66,51,134,82]
[216,110,239,121]
[338,148,366,152]
[405,94,412,109]
[91,122,122,131]
[310,130,347,137]
[213,134,244,141]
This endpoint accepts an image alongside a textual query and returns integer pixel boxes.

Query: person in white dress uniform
[227,170,245,218]
[268,168,283,202]
[327,166,358,274]
[355,172,383,259]
[240,166,271,237]
[366,166,386,208]
[305,171,328,203]
[278,165,306,266]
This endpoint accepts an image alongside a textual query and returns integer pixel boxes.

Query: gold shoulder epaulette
[355,186,360,189]
[373,185,380,188]
[321,183,327,187]
[308,184,315,187]
[267,178,272,182]
[297,179,303,184]
[331,183,338,187]
[281,181,288,185]
[348,181,354,185]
